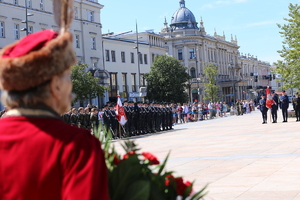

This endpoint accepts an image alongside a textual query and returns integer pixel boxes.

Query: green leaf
[158,151,170,175]
[123,180,150,200]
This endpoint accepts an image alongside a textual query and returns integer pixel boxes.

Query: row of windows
[0,22,32,39]
[11,0,45,11]
[105,50,148,65]
[178,48,196,60]
[109,73,147,92]
[74,7,95,22]
[0,23,97,50]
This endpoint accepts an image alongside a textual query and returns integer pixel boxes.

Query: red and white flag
[115,95,127,125]
[266,86,274,109]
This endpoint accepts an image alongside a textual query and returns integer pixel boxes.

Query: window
[190,67,196,78]
[144,54,148,64]
[91,37,96,49]
[14,24,19,39]
[131,74,136,92]
[87,10,94,22]
[111,50,116,62]
[178,49,183,60]
[111,73,117,85]
[152,53,155,62]
[278,83,281,87]
[75,35,80,48]
[0,22,4,38]
[74,7,78,19]
[121,52,125,63]
[122,73,127,92]
[14,0,18,5]
[189,48,195,59]
[28,26,33,34]
[139,53,143,64]
[40,0,44,10]
[130,52,134,63]
[26,0,31,8]
[105,50,110,61]
[110,73,118,97]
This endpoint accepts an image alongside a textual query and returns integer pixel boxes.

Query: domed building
[160,0,244,103]
[170,0,198,30]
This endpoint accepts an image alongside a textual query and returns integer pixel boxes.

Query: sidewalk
[114,110,300,200]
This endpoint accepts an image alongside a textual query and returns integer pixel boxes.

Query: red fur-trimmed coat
[0,116,109,200]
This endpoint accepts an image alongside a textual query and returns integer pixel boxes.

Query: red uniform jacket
[0,116,109,200]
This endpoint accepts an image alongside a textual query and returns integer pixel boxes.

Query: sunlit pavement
[113,110,300,200]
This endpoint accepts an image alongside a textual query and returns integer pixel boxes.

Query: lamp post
[228,61,235,103]
[135,21,141,101]
[21,0,33,35]
[194,45,200,102]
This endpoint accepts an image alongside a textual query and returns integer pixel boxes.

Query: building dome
[170,0,198,30]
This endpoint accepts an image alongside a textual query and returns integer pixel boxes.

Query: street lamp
[134,21,141,101]
[21,0,34,35]
[228,61,235,103]
[194,45,200,102]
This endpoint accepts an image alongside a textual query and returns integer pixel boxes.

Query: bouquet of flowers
[96,128,208,200]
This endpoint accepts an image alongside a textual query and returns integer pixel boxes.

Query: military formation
[61,101,174,139]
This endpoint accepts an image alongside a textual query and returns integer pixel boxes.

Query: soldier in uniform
[259,94,268,124]
[102,105,110,134]
[108,104,117,137]
[128,101,136,135]
[271,92,279,123]
[70,108,78,126]
[90,108,99,131]
[77,107,85,128]
[279,90,289,122]
[149,102,156,133]
[62,109,71,124]
[292,92,300,122]
[133,102,140,135]
[84,107,91,130]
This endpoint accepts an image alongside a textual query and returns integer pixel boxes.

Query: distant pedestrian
[259,94,268,124]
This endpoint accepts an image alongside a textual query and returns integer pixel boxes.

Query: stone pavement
[113,110,300,200]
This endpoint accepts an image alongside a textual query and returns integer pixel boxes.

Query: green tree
[203,63,220,102]
[144,55,190,103]
[71,62,106,102]
[275,3,300,89]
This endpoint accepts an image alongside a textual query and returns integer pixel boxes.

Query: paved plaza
[113,110,300,200]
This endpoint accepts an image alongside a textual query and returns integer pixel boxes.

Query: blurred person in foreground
[0,0,109,199]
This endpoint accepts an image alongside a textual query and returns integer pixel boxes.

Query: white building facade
[0,0,106,109]
[102,30,166,102]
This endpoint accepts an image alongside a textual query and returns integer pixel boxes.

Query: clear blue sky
[99,0,300,64]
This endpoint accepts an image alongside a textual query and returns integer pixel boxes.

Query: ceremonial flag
[115,95,127,125]
[266,86,274,109]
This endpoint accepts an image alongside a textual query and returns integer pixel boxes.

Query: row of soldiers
[60,101,174,139]
[61,107,99,129]
[103,101,174,139]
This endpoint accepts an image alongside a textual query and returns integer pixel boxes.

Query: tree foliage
[274,3,300,89]
[144,55,190,103]
[203,63,220,102]
[71,63,106,102]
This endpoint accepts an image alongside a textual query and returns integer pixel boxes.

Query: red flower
[123,151,136,159]
[174,177,192,196]
[165,174,174,186]
[142,152,160,165]
[113,154,121,165]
